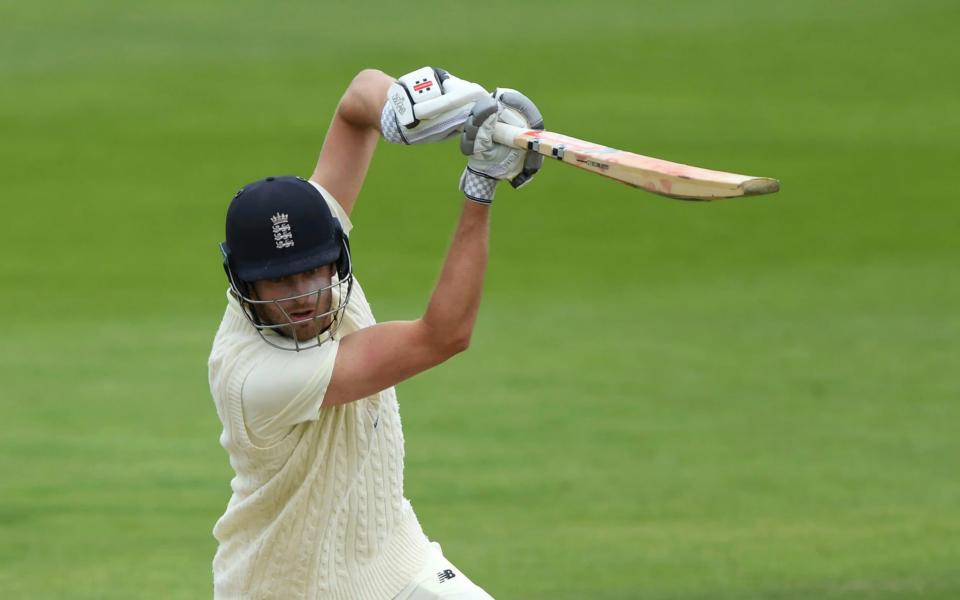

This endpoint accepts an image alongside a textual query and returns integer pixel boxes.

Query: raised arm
[323,90,545,407]
[310,69,392,217]
[323,198,489,406]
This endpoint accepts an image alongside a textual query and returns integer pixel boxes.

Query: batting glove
[381,67,489,145]
[458,89,545,203]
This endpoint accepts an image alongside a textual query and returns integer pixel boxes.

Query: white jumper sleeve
[241,339,340,445]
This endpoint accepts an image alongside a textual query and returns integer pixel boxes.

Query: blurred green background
[2,0,958,598]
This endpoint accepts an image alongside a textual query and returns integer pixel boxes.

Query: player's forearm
[421,200,491,354]
[309,69,393,215]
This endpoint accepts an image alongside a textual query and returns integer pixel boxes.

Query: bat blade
[493,123,779,201]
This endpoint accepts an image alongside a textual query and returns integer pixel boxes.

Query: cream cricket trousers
[392,543,494,600]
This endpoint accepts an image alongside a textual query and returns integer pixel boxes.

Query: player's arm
[323,199,490,406]
[323,91,544,407]
[310,69,391,217]
[311,67,489,217]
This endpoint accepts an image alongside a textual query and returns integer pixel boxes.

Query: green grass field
[2,0,959,597]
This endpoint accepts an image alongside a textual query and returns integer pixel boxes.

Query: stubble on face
[251,265,335,341]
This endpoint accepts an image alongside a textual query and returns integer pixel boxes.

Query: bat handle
[492,122,526,149]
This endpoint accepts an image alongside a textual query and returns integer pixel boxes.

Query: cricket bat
[493,123,779,201]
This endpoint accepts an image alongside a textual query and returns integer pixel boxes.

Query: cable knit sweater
[208,189,431,598]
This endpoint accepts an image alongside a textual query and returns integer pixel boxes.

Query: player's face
[251,264,335,341]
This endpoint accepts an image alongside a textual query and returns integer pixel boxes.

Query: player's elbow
[337,69,390,127]
[353,68,387,83]
[446,331,472,355]
[431,330,471,361]
[419,319,472,361]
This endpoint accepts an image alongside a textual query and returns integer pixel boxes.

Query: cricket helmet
[220,175,353,351]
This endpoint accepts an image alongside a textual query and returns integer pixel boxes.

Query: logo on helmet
[271,212,294,249]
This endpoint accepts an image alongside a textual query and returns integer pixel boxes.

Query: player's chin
[289,323,318,341]
[291,318,332,342]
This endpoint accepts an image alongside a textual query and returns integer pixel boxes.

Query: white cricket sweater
[207,188,431,599]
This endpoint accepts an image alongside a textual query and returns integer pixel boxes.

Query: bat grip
[492,122,526,149]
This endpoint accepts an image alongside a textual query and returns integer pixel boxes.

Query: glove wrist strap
[459,167,498,204]
[380,102,408,145]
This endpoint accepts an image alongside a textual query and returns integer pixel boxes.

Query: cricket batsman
[208,67,543,599]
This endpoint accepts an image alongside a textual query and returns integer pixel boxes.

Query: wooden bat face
[493,123,779,201]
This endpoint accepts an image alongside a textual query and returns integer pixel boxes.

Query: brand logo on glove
[390,91,407,115]
[412,79,434,93]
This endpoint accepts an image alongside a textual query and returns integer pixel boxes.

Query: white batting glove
[380,67,489,145]
[458,89,545,203]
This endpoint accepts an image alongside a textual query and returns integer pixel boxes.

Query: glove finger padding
[460,96,498,156]
[510,150,544,189]
[494,88,545,188]
[495,89,545,131]
[457,97,501,204]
